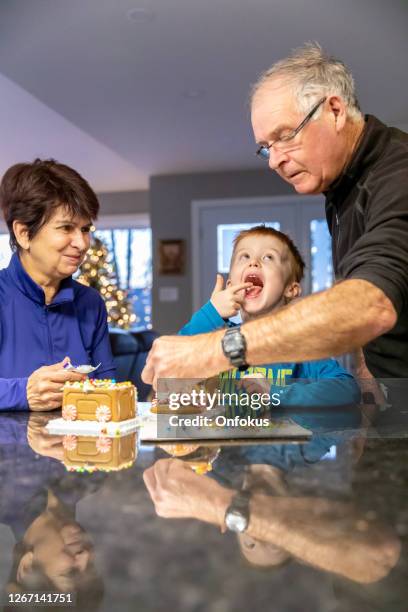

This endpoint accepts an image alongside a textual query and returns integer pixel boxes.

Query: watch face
[223,330,244,352]
[222,328,247,369]
[224,335,240,351]
[225,510,248,533]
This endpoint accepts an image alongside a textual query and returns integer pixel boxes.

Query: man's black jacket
[325,115,408,378]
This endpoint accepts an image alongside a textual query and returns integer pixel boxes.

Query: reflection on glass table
[0,410,407,612]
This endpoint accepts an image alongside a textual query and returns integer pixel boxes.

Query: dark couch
[108,329,158,401]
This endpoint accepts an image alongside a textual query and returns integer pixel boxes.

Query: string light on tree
[77,236,137,329]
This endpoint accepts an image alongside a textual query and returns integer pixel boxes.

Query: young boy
[180,225,360,415]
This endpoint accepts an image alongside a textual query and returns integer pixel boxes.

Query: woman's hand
[27,414,64,459]
[26,358,86,411]
[210,274,252,318]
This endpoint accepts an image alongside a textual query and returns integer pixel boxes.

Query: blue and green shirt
[179,301,360,416]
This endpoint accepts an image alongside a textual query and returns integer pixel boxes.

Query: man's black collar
[325,114,391,200]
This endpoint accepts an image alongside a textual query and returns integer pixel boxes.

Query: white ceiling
[0,0,407,192]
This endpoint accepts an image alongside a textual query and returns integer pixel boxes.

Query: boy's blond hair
[231,225,305,283]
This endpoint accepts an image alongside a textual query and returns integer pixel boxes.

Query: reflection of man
[143,456,401,584]
[235,464,291,569]
[143,43,408,385]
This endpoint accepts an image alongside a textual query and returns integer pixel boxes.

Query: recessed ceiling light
[127,8,155,24]
[182,88,205,99]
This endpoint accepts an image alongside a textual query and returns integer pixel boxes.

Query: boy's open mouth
[244,273,264,299]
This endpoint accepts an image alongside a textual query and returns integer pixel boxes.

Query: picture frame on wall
[159,239,185,275]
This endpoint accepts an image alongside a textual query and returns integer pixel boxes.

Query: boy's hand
[237,374,272,396]
[210,274,253,318]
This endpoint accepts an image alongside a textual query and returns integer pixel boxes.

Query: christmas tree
[77,236,137,329]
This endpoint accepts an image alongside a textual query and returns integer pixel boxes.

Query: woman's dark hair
[0,158,99,251]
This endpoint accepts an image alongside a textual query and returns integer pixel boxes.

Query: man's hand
[143,458,233,524]
[141,331,229,388]
[210,274,253,318]
[26,357,86,411]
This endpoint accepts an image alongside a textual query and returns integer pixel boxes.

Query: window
[310,219,333,292]
[217,222,281,273]
[0,234,12,269]
[94,228,152,330]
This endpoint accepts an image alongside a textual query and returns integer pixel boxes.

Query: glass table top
[0,404,407,612]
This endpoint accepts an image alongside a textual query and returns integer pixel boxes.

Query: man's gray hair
[251,42,362,121]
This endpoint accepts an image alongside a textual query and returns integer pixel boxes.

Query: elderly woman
[0,159,115,411]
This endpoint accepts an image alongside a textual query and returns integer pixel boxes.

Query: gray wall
[150,169,293,334]
[97,190,149,216]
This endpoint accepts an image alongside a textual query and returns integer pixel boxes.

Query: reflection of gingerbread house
[63,432,137,472]
[62,379,137,422]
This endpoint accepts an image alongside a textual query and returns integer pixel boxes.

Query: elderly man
[142,43,408,385]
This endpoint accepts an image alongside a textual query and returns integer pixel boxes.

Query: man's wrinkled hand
[141,333,226,389]
[143,458,232,524]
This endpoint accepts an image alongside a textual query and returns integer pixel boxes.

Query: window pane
[217,222,280,273]
[129,229,152,329]
[90,228,152,330]
[310,219,333,292]
[0,234,12,269]
[129,229,152,288]
[113,229,130,288]
[94,230,113,254]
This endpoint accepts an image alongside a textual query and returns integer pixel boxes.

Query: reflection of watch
[221,326,248,371]
[224,490,250,533]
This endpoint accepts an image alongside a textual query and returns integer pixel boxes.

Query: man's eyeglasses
[256,96,327,160]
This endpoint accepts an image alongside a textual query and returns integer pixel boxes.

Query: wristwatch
[224,490,251,533]
[221,326,249,371]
